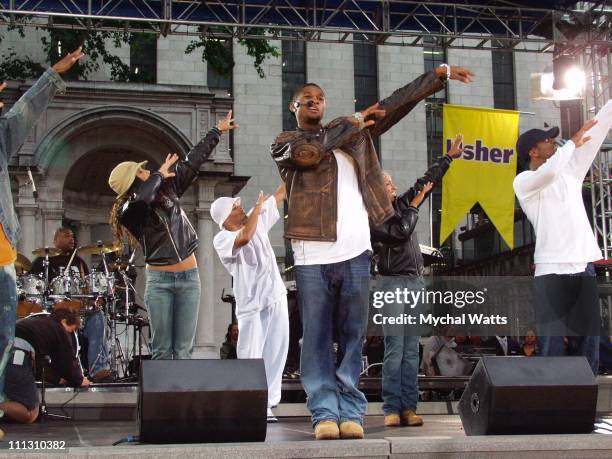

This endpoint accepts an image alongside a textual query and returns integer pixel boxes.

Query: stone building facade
[1,27,560,357]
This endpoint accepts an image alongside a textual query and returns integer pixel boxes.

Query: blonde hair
[109,194,139,250]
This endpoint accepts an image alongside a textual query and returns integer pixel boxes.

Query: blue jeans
[535,263,600,374]
[144,268,201,360]
[0,264,17,406]
[83,311,108,375]
[295,250,371,427]
[378,275,423,414]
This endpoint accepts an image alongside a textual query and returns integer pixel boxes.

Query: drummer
[30,227,111,382]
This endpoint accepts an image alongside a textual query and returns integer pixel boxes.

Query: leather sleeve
[371,206,419,245]
[396,155,453,213]
[173,127,221,197]
[369,70,445,138]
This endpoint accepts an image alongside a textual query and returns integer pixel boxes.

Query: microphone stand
[38,356,71,422]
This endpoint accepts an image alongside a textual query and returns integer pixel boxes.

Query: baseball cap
[516,126,560,164]
[210,196,241,229]
[108,161,148,196]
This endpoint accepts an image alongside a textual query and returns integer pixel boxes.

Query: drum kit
[16,241,149,381]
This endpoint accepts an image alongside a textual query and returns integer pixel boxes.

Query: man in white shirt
[513,100,612,374]
[211,184,289,422]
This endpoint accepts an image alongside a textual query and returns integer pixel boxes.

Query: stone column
[14,173,39,259]
[192,178,218,358]
[42,208,64,246]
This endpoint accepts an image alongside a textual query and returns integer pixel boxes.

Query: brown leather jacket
[271,70,445,241]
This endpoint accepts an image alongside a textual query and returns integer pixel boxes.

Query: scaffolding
[0,1,608,52]
[0,0,610,259]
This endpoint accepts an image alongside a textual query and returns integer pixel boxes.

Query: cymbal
[15,253,32,274]
[32,247,62,258]
[78,241,121,255]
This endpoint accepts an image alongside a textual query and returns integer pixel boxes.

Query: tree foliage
[185,27,280,79]
[0,20,279,82]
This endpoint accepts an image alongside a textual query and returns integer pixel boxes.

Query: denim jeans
[378,275,424,414]
[295,250,371,427]
[144,268,201,359]
[83,311,108,375]
[0,264,17,406]
[534,263,600,374]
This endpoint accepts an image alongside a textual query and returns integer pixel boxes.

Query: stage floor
[2,415,612,458]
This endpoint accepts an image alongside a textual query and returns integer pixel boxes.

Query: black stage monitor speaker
[458,356,597,435]
[139,359,268,443]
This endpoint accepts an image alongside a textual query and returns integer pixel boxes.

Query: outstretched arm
[567,100,612,180]
[173,110,238,196]
[369,66,474,138]
[0,47,83,161]
[233,192,268,251]
[514,120,596,200]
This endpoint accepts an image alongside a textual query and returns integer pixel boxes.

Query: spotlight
[531,66,585,101]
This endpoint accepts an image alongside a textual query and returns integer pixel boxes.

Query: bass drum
[16,301,44,319]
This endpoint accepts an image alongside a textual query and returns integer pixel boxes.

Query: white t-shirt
[213,196,287,318]
[291,149,372,265]
[513,99,612,276]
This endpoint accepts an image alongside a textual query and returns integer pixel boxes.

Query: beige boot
[384,413,401,427]
[401,410,424,426]
[339,420,364,439]
[314,420,340,440]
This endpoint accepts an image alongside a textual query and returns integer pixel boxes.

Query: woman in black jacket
[108,111,237,359]
[371,134,462,428]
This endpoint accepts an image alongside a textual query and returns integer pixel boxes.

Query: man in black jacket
[371,134,463,428]
[0,309,89,423]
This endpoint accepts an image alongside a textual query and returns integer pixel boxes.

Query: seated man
[30,227,110,381]
[0,309,90,423]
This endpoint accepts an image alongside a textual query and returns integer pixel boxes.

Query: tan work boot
[339,420,364,439]
[384,413,401,427]
[401,410,424,426]
[314,420,340,440]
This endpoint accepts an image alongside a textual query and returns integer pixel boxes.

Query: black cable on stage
[112,435,139,446]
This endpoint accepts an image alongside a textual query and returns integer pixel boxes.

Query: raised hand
[159,153,180,179]
[436,65,475,83]
[51,47,85,74]
[448,133,465,158]
[449,66,475,83]
[410,182,434,208]
[349,102,387,129]
[217,110,239,132]
[571,119,597,148]
[254,191,270,214]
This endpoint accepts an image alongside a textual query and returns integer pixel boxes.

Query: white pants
[237,296,289,408]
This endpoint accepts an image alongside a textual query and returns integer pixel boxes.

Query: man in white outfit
[211,184,289,421]
[513,100,612,374]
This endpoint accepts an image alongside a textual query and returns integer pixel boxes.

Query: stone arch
[32,105,194,222]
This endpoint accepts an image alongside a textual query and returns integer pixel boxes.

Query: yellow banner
[440,104,519,249]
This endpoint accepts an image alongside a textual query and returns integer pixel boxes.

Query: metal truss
[583,42,612,261]
[0,1,609,53]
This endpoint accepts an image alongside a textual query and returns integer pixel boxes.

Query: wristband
[439,63,451,81]
[353,112,365,130]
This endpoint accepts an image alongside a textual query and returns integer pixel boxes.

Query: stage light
[564,66,586,94]
[531,66,585,101]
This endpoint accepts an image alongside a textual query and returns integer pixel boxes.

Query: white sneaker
[267,407,278,423]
